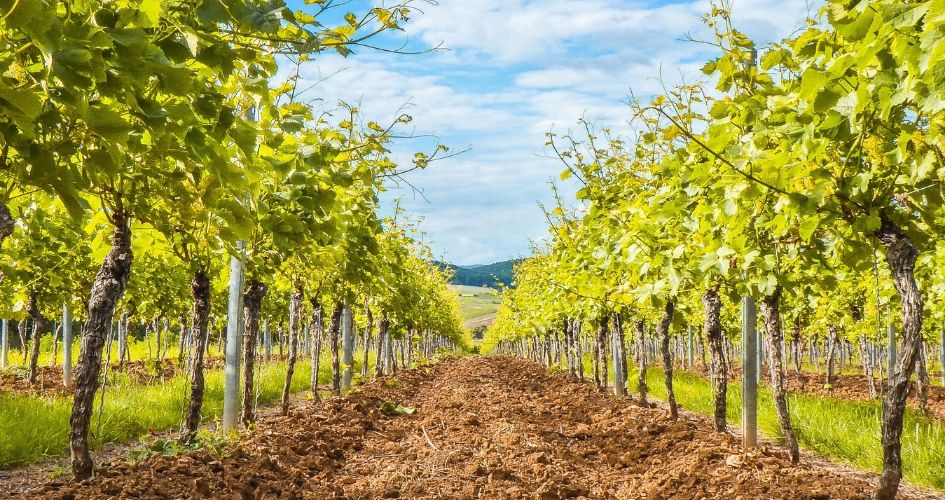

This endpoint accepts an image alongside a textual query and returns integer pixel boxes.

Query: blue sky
[296,0,817,265]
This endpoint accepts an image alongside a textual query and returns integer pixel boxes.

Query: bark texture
[759,288,799,463]
[375,311,388,379]
[70,218,133,480]
[177,314,188,368]
[574,319,584,382]
[565,319,576,379]
[17,320,27,362]
[181,269,211,442]
[612,312,627,397]
[858,334,878,398]
[310,298,324,401]
[825,325,839,386]
[791,318,803,378]
[118,311,130,369]
[916,341,930,415]
[702,289,727,433]
[240,280,267,427]
[875,218,923,500]
[27,295,46,384]
[657,300,677,420]
[328,301,344,397]
[634,319,648,407]
[595,315,608,390]
[51,323,62,367]
[0,201,15,244]
[362,300,373,379]
[281,286,303,415]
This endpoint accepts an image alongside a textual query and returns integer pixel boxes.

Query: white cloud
[293,0,820,264]
[408,0,708,64]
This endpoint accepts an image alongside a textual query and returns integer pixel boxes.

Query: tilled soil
[18,357,942,499]
[0,365,74,397]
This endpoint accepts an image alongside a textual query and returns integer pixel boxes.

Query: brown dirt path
[17,357,942,499]
[463,313,497,330]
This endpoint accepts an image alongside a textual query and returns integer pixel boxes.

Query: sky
[294,0,818,266]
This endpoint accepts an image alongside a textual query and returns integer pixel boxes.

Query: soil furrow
[16,357,942,499]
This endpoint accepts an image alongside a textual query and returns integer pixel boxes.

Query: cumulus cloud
[295,0,820,265]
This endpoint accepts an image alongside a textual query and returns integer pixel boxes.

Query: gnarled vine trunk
[0,201,15,244]
[698,325,708,370]
[657,300,677,420]
[612,312,627,397]
[875,218,923,500]
[573,319,584,382]
[118,311,130,369]
[177,313,188,368]
[240,280,267,427]
[634,319,648,407]
[27,295,47,384]
[281,286,303,415]
[702,289,727,433]
[385,316,395,374]
[181,268,211,442]
[592,326,601,388]
[374,311,388,379]
[70,217,133,480]
[17,320,28,362]
[595,315,608,390]
[329,301,344,397]
[825,325,838,387]
[791,318,803,378]
[565,319,576,379]
[916,340,930,416]
[51,323,62,367]
[858,334,878,399]
[362,300,373,379]
[759,288,799,462]
[310,298,324,400]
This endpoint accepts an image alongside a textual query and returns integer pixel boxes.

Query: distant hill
[436,259,519,288]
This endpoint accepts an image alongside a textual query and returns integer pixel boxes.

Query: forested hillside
[435,260,518,288]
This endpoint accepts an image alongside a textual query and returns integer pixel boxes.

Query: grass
[0,352,371,468]
[2,335,214,370]
[607,363,945,491]
[450,285,500,321]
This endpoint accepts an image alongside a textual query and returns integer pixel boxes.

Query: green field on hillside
[451,285,501,321]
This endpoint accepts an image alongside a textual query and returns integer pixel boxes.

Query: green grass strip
[619,366,945,491]
[0,354,365,468]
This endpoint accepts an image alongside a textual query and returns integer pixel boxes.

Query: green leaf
[799,215,821,243]
[83,106,132,145]
[134,0,160,27]
[798,68,828,103]
[0,86,43,119]
[196,0,229,23]
[813,89,842,113]
[835,7,875,42]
